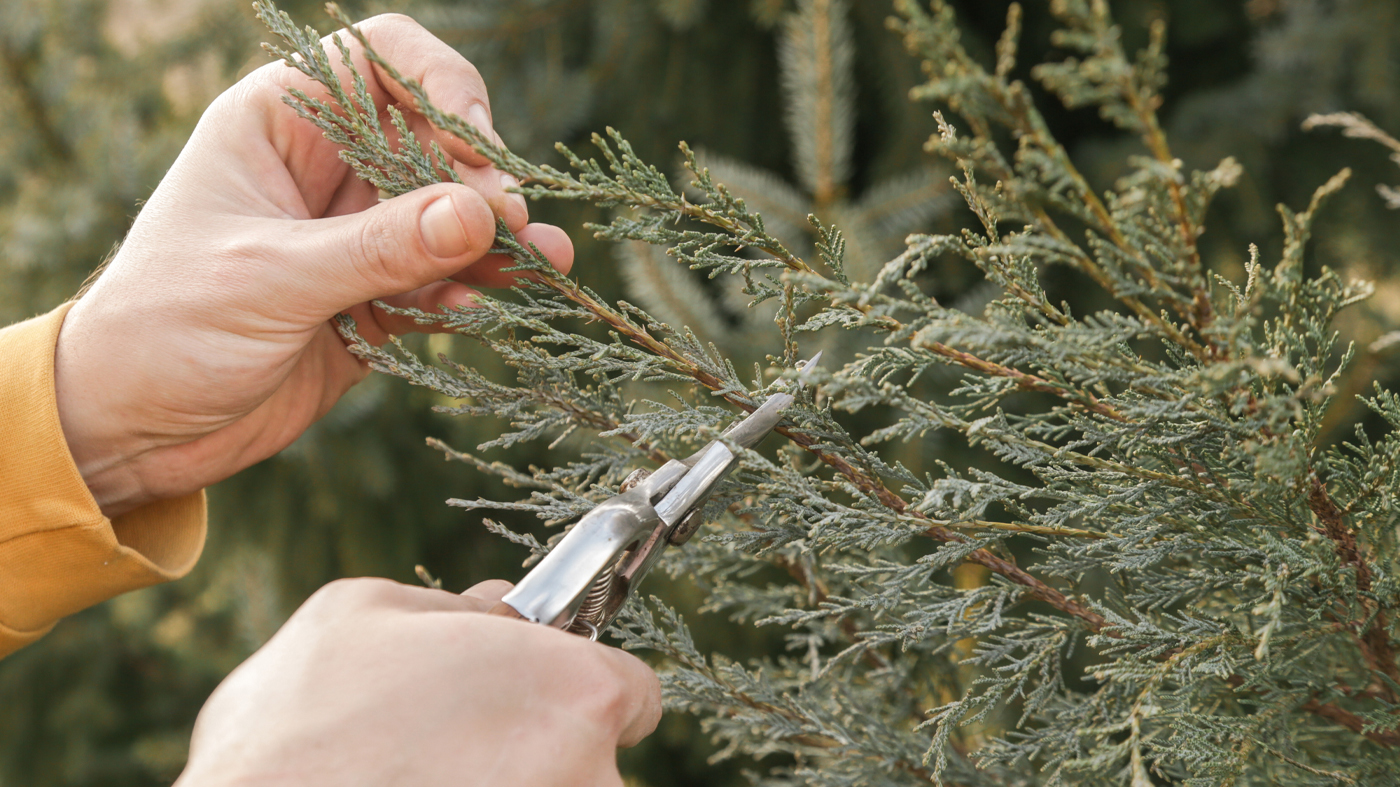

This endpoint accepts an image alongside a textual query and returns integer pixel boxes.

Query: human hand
[53,14,572,516]
[174,578,661,787]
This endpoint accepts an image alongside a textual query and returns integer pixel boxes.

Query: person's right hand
[173,578,661,787]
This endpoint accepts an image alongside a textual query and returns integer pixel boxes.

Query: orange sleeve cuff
[0,303,206,658]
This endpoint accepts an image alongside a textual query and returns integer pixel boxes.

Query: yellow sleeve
[0,303,206,658]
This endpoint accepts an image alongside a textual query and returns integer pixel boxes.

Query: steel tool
[496,355,818,639]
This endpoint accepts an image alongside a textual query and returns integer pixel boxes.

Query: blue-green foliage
[258,0,1400,783]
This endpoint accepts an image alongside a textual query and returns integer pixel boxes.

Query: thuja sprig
[892,0,1225,357]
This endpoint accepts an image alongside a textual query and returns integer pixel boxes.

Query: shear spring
[567,563,616,638]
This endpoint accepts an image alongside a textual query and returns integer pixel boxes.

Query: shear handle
[499,460,687,628]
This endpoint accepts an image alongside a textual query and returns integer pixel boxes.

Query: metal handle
[500,498,659,628]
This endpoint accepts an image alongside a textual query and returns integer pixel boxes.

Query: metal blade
[717,351,821,451]
[655,353,820,526]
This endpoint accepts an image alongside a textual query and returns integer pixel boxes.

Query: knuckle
[349,13,419,52]
[307,577,399,611]
[358,13,486,101]
[204,67,282,129]
[208,230,267,267]
[572,649,639,729]
[207,78,253,117]
[354,214,407,289]
[195,231,268,298]
[457,59,485,89]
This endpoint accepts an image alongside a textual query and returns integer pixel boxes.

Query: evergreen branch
[894,3,1214,359]
[938,109,1209,360]
[912,332,1126,422]
[934,518,1107,540]
[427,437,554,489]
[1307,476,1400,697]
[791,272,1143,422]
[617,602,969,786]
[1042,2,1215,335]
[1300,698,1400,747]
[473,242,1121,629]
[768,415,1115,630]
[1304,111,1400,155]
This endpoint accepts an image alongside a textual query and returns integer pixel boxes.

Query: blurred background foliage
[3,0,1400,784]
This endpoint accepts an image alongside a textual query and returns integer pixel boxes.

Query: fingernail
[467,103,493,144]
[501,172,528,214]
[420,194,470,258]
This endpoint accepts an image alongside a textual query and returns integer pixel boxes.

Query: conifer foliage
[261,0,1400,783]
[623,0,953,348]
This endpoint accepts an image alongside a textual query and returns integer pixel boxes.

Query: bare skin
[54,14,573,517]
[46,15,659,785]
[175,579,662,787]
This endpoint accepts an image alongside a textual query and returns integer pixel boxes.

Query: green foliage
[0,1,543,784]
[9,0,1400,785]
[0,0,252,320]
[259,0,1400,783]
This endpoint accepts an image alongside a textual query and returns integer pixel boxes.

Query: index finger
[254,11,498,169]
[460,579,514,609]
[603,647,663,748]
[351,14,499,168]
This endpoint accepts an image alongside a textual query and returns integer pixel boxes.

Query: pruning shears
[493,355,819,639]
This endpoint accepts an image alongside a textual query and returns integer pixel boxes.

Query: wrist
[53,300,153,517]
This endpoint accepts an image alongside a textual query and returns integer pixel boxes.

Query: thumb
[289,183,497,315]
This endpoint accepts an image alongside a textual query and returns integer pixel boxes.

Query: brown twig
[1301,699,1400,747]
[1119,21,1216,339]
[1307,476,1400,698]
[913,334,1126,422]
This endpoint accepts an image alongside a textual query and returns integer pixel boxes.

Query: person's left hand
[53,14,571,517]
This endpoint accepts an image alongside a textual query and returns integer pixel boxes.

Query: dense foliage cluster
[259,0,1400,783]
[8,0,1400,785]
